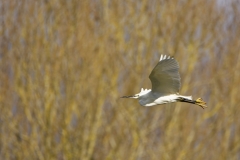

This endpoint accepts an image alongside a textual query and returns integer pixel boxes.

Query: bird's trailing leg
[177,97,207,109]
[194,98,207,109]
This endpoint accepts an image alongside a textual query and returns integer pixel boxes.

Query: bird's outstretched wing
[149,55,181,95]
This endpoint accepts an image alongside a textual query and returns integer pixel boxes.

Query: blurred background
[1,0,240,159]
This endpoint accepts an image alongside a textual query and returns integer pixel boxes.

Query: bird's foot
[195,98,208,109]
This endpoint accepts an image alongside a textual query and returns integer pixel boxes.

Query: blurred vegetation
[1,0,240,159]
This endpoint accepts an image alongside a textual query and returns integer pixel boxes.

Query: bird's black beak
[121,95,134,98]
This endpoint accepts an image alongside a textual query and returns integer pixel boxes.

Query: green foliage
[1,0,240,159]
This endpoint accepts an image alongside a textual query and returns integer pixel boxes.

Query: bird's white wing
[149,55,181,95]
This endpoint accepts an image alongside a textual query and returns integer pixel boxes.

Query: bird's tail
[177,96,207,109]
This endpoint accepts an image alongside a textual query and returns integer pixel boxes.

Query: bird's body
[139,92,192,107]
[121,55,207,109]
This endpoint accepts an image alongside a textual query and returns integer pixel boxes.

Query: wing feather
[149,55,181,94]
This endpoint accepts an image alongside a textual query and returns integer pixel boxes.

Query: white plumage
[121,54,207,109]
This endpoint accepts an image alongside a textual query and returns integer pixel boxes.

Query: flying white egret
[121,55,207,109]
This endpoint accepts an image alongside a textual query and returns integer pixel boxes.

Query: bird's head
[121,88,151,99]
